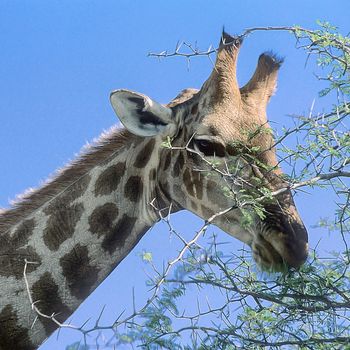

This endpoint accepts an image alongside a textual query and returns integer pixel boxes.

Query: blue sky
[0,1,349,349]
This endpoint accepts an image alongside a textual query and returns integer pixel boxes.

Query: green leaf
[142,251,153,262]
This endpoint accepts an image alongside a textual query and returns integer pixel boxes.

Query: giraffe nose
[262,202,309,269]
[279,219,309,268]
[267,211,309,269]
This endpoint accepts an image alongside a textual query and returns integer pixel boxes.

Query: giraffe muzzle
[260,204,309,270]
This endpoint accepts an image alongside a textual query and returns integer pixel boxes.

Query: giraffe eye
[194,139,225,157]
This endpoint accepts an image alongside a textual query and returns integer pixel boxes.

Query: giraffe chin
[251,231,308,272]
[251,235,287,272]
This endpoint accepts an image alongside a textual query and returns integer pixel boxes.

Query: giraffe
[0,31,308,349]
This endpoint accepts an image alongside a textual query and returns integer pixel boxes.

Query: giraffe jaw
[251,227,309,272]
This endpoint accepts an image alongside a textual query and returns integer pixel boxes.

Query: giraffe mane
[0,126,135,234]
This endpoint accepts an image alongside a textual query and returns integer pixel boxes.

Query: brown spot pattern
[134,139,155,168]
[207,180,217,190]
[195,113,203,122]
[149,168,157,181]
[89,203,119,237]
[182,169,203,200]
[192,170,203,200]
[173,184,186,206]
[31,272,72,335]
[102,214,137,253]
[155,182,171,210]
[201,205,214,219]
[190,200,198,211]
[0,246,41,279]
[190,103,198,115]
[43,203,84,251]
[0,305,34,350]
[124,176,143,202]
[183,168,195,197]
[173,152,184,177]
[0,219,41,279]
[60,244,99,300]
[163,151,172,171]
[94,162,126,196]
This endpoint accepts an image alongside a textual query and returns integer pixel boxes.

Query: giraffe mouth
[252,222,309,271]
[251,233,286,271]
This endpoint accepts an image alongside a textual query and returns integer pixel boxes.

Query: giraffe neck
[0,127,167,349]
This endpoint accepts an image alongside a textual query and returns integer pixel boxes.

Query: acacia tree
[62,23,350,350]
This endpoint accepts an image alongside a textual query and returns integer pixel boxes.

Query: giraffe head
[110,32,308,271]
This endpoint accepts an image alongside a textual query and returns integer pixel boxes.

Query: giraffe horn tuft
[200,31,242,104]
[240,51,283,114]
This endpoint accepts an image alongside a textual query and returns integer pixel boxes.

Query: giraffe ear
[110,89,174,137]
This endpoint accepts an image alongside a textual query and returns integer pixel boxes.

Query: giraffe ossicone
[0,31,308,349]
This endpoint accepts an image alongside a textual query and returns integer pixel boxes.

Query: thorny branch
[149,24,350,69]
[26,23,350,349]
